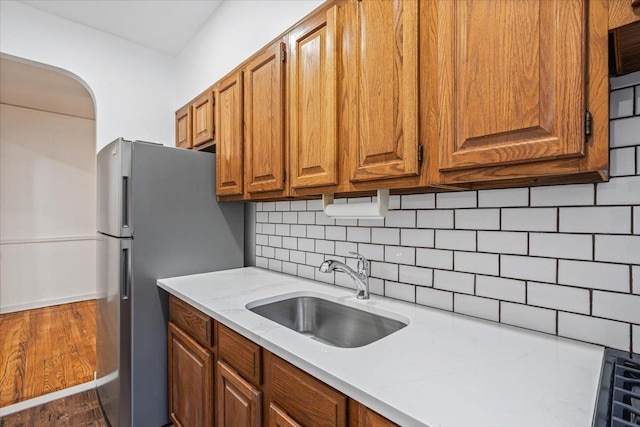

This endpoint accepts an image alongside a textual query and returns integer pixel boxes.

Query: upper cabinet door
[244,41,286,195]
[192,90,214,147]
[437,0,587,172]
[175,105,192,149]
[349,0,419,183]
[215,72,244,197]
[289,6,339,189]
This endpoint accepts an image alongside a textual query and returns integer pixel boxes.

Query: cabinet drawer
[270,354,347,427]
[218,323,262,386]
[169,295,212,347]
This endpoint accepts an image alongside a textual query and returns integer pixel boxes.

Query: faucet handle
[349,251,369,274]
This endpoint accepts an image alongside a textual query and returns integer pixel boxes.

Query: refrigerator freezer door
[97,138,132,238]
[97,233,132,427]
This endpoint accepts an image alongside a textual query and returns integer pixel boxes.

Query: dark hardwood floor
[0,300,97,407]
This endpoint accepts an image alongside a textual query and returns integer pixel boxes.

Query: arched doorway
[0,56,98,409]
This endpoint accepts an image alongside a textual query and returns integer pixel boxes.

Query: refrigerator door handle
[122,176,130,230]
[121,246,131,300]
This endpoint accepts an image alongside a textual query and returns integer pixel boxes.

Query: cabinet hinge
[585,110,593,140]
[281,49,287,63]
[282,169,286,182]
[418,144,424,165]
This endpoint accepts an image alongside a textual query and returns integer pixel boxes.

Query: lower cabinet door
[217,360,262,427]
[168,322,213,427]
[269,403,302,427]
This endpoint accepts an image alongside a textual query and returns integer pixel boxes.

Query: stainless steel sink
[247,295,408,348]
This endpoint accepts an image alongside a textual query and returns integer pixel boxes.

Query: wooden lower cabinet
[167,322,214,427]
[168,298,398,427]
[217,360,262,427]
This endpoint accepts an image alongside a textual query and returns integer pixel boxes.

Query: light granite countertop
[158,267,603,427]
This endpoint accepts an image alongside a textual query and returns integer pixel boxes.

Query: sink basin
[247,294,408,348]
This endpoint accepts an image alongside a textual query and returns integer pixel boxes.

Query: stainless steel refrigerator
[96,138,244,427]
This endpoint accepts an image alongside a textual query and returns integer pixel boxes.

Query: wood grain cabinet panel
[436,0,587,172]
[348,0,420,183]
[609,0,640,29]
[289,5,339,189]
[217,361,262,427]
[168,322,213,427]
[349,400,398,427]
[218,323,262,387]
[175,105,192,149]
[215,72,244,197]
[192,90,214,147]
[244,40,287,195]
[269,403,302,427]
[169,295,212,348]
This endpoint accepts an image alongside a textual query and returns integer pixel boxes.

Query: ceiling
[21,0,225,56]
[0,58,95,119]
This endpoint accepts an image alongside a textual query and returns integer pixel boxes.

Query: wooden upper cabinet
[348,0,419,183]
[289,6,339,189]
[244,40,287,195]
[192,89,214,147]
[168,322,213,427]
[436,0,587,172]
[175,105,192,149]
[217,361,262,427]
[215,72,244,197]
[609,0,640,29]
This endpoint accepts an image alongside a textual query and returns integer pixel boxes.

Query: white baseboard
[0,379,97,417]
[0,293,97,314]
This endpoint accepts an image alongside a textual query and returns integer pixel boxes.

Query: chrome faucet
[319,252,370,299]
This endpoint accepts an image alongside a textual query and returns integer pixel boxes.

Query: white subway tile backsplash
[347,227,370,243]
[402,193,435,209]
[358,218,385,227]
[268,259,282,272]
[637,148,640,175]
[596,176,640,205]
[478,188,529,207]
[610,147,636,177]
[282,261,297,276]
[275,248,289,261]
[256,256,268,268]
[268,235,282,248]
[356,243,384,261]
[610,116,640,148]
[336,218,358,226]
[634,325,640,354]
[500,303,556,334]
[371,261,399,281]
[416,287,453,311]
[593,291,640,324]
[315,240,334,255]
[529,233,593,260]
[262,202,276,211]
[385,210,416,228]
[455,252,499,276]
[610,71,640,89]
[275,224,290,236]
[387,195,401,210]
[282,212,298,224]
[455,209,500,230]
[477,231,528,255]
[417,210,454,229]
[530,184,594,207]
[454,294,499,322]
[502,208,557,232]
[262,246,275,258]
[263,223,275,235]
[558,260,629,292]
[500,255,556,283]
[298,211,316,224]
[275,201,290,211]
[610,87,635,118]
[559,206,631,234]
[306,225,325,239]
[635,207,640,235]
[384,246,416,265]
[305,252,325,267]
[400,229,434,248]
[434,270,475,294]
[315,212,335,225]
[268,212,283,223]
[290,200,307,211]
[256,234,269,245]
[558,312,630,350]
[256,212,269,222]
[372,228,400,245]
[297,238,315,252]
[385,281,416,302]
[595,235,640,264]
[634,266,640,295]
[325,226,346,241]
[306,199,323,210]
[416,248,454,270]
[335,241,358,257]
[435,230,476,251]
[399,265,433,287]
[289,250,305,264]
[298,265,315,280]
[315,269,335,284]
[282,237,297,250]
[290,225,306,237]
[476,276,525,303]
[436,191,477,208]
[527,282,590,314]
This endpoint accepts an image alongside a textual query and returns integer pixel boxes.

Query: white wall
[0,1,175,152]
[0,104,97,312]
[176,0,324,106]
